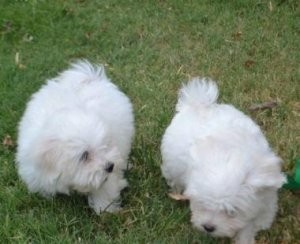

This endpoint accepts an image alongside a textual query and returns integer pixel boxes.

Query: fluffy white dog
[16,60,135,214]
[161,78,286,243]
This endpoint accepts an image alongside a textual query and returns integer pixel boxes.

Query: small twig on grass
[249,101,278,111]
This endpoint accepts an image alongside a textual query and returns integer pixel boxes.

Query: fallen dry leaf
[3,134,14,147]
[249,101,278,111]
[168,192,189,201]
[232,31,242,41]
[244,59,255,69]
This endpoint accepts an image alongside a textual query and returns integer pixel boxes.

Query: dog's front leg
[234,223,255,244]
[88,173,128,214]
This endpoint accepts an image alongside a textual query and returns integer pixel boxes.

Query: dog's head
[33,109,122,193]
[187,185,258,238]
[184,138,286,238]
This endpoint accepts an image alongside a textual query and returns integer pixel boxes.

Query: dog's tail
[57,60,107,83]
[176,77,219,111]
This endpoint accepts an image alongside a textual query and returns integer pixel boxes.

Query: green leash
[283,159,300,190]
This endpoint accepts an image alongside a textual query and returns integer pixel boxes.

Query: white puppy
[161,78,286,244]
[16,60,135,214]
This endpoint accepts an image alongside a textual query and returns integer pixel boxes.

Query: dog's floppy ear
[34,138,63,173]
[246,154,286,189]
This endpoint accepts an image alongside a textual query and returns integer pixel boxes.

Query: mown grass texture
[0,0,299,243]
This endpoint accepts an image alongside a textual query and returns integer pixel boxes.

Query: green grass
[0,0,299,243]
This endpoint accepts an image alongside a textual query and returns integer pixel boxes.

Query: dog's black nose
[203,224,215,233]
[105,162,114,173]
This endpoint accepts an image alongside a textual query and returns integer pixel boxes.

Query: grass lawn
[0,0,299,243]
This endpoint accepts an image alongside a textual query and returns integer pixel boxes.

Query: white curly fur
[161,78,286,243]
[16,60,135,214]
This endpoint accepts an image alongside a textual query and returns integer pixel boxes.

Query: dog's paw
[104,202,122,213]
[88,194,121,214]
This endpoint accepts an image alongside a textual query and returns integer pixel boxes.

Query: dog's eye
[80,151,89,162]
[226,209,237,218]
[105,162,114,173]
